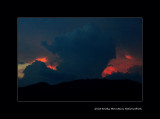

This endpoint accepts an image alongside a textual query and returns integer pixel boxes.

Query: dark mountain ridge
[18,79,142,101]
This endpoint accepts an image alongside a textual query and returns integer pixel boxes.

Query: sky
[18,17,143,87]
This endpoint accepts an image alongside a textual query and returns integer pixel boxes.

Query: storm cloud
[42,24,116,78]
[18,18,143,87]
[18,61,76,87]
[106,65,142,83]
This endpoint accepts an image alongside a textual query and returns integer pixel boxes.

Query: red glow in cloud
[47,65,57,70]
[35,57,47,63]
[125,55,132,59]
[47,62,58,70]
[102,48,142,78]
[102,66,117,78]
[29,57,58,71]
[29,57,47,64]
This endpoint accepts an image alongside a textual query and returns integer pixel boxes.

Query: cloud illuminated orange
[47,64,58,70]
[29,57,58,71]
[102,66,117,78]
[125,55,132,59]
[102,48,142,78]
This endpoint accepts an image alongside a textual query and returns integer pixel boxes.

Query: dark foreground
[18,79,142,101]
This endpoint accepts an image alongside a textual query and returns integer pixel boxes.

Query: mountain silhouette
[18,79,142,101]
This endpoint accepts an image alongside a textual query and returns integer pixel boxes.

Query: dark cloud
[42,24,116,78]
[18,61,76,87]
[115,18,142,59]
[106,66,142,83]
[128,65,142,75]
[18,18,142,87]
